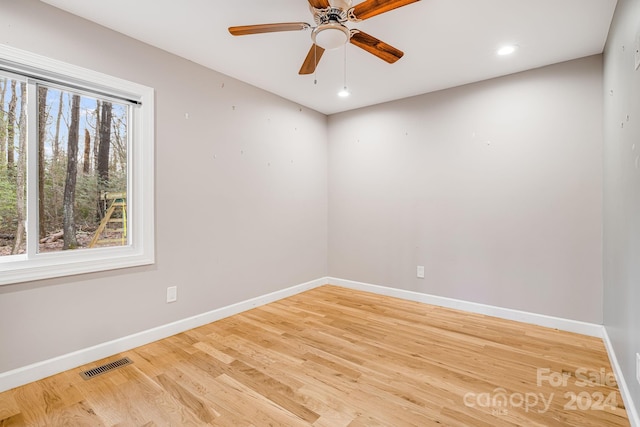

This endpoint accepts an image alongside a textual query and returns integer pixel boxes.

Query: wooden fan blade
[308,0,330,9]
[229,22,310,36]
[351,0,420,21]
[350,31,404,63]
[299,44,326,74]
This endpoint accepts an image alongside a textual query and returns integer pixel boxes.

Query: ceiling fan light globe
[312,23,349,50]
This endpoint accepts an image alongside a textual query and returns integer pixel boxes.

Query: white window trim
[0,44,155,286]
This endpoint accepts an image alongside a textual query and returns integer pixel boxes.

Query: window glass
[0,75,27,256]
[38,85,129,253]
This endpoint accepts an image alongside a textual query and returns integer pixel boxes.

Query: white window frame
[0,44,154,286]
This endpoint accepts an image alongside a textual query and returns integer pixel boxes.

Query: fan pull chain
[314,44,318,85]
[337,43,350,97]
[343,44,347,89]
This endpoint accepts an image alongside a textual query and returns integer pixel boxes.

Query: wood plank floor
[0,285,630,426]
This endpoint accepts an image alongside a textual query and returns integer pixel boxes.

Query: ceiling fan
[228,0,421,75]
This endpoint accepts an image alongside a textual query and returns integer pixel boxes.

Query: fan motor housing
[313,7,348,25]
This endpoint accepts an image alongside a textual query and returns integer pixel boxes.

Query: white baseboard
[328,277,604,337]
[602,328,640,427]
[0,277,326,393]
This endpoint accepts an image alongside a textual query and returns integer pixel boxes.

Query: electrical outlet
[636,353,640,385]
[167,286,177,303]
[417,265,425,279]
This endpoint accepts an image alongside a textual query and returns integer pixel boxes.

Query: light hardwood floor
[0,285,630,426]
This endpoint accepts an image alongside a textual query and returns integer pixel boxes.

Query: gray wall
[603,0,640,412]
[0,0,328,373]
[328,56,604,323]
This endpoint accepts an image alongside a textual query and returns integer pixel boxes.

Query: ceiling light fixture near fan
[228,0,421,75]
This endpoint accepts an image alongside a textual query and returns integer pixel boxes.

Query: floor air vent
[80,357,133,380]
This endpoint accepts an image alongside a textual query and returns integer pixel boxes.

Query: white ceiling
[40,0,617,115]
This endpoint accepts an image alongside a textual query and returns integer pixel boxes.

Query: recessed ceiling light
[497,45,518,56]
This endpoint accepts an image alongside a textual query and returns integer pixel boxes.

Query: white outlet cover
[167,286,177,303]
[417,265,425,279]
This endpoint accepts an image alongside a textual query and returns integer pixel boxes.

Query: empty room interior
[0,0,639,425]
